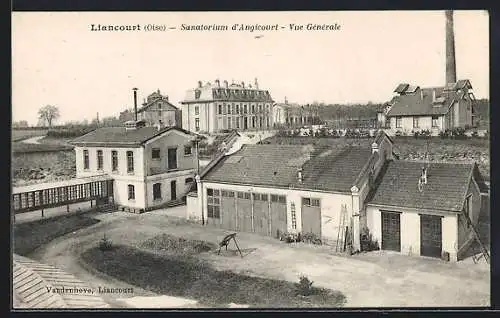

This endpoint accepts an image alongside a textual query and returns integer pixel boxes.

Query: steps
[97,204,116,213]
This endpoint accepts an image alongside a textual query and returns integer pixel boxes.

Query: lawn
[12,142,73,154]
[80,234,346,308]
[13,214,100,256]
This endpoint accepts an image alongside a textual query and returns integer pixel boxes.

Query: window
[432,116,439,128]
[413,117,419,128]
[236,105,240,114]
[396,117,402,128]
[168,148,177,170]
[207,188,220,218]
[195,106,200,115]
[244,105,248,114]
[227,105,231,115]
[253,193,261,201]
[271,195,286,204]
[127,184,135,200]
[228,119,232,129]
[259,105,262,112]
[152,148,160,159]
[158,102,162,109]
[111,150,118,171]
[195,118,200,131]
[464,194,472,228]
[221,190,235,197]
[291,203,297,229]
[223,104,227,115]
[236,118,240,129]
[83,150,89,170]
[126,151,134,173]
[184,146,192,156]
[218,104,222,115]
[252,105,255,114]
[97,150,103,170]
[185,177,194,185]
[261,194,268,201]
[153,183,162,200]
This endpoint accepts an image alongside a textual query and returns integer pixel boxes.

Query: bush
[278,231,301,243]
[395,130,402,137]
[296,275,314,296]
[301,232,322,245]
[471,130,479,138]
[98,233,113,251]
[360,227,379,252]
[451,127,467,139]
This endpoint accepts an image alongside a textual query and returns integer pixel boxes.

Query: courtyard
[17,206,490,308]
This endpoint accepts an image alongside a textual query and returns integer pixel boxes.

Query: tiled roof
[181,82,273,103]
[368,160,476,212]
[137,99,178,113]
[203,144,373,193]
[70,126,192,147]
[386,81,471,117]
[13,254,109,308]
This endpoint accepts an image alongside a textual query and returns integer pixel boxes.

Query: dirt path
[21,135,45,144]
[29,211,490,308]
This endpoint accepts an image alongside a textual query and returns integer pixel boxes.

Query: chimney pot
[215,79,220,87]
[371,142,379,153]
[421,167,427,184]
[254,78,259,89]
[241,81,245,88]
[198,81,202,88]
[224,80,229,88]
[297,168,303,183]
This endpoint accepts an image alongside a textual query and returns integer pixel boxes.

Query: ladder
[462,211,490,264]
[336,204,348,252]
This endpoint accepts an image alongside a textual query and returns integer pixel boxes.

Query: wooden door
[301,206,322,237]
[420,214,442,258]
[381,211,401,252]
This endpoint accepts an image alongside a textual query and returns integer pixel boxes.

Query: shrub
[278,231,301,243]
[420,129,431,138]
[296,275,314,296]
[471,130,479,138]
[451,127,467,139]
[413,130,419,139]
[301,232,322,245]
[360,227,379,252]
[395,130,402,137]
[98,233,113,251]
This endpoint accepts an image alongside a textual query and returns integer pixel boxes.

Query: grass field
[13,214,100,256]
[262,136,490,180]
[12,142,73,154]
[11,129,48,142]
[81,236,346,308]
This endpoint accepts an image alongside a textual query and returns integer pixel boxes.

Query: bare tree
[38,105,60,127]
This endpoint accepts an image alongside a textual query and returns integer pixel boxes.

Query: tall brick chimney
[133,88,138,121]
[445,10,457,85]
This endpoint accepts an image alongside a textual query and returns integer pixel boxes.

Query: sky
[12,11,489,125]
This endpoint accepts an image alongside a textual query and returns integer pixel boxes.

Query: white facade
[74,129,197,211]
[388,115,445,136]
[366,205,459,262]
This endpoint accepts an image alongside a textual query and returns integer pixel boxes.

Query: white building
[180,79,274,133]
[71,121,198,212]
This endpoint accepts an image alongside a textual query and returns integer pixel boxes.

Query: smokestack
[133,88,138,121]
[445,10,457,85]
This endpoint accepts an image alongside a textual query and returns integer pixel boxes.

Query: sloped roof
[387,81,471,117]
[13,254,109,308]
[181,82,273,103]
[137,99,178,113]
[203,144,373,193]
[70,126,192,147]
[368,160,477,212]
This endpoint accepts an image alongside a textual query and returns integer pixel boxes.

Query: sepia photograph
[11,10,490,309]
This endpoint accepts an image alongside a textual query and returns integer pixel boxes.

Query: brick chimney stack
[445,10,457,85]
[133,88,138,121]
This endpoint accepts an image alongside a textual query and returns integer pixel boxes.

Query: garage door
[420,214,442,258]
[236,192,252,233]
[302,206,322,238]
[221,190,237,231]
[270,195,287,238]
[381,211,401,252]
